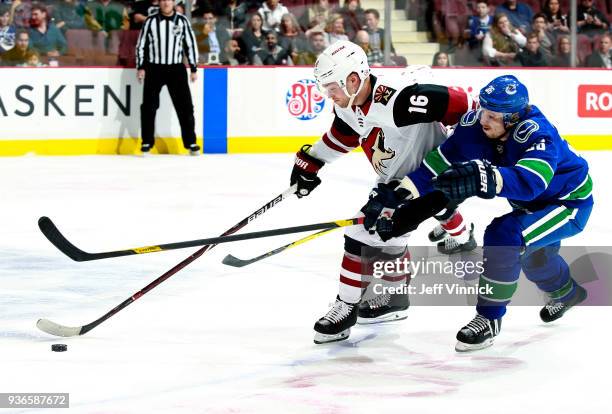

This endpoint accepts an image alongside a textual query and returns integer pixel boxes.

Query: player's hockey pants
[476,202,593,320]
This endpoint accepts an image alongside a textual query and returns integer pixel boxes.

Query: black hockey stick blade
[38,216,92,262]
[39,215,364,262]
[222,227,339,268]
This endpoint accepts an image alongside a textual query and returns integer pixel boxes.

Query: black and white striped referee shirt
[136,11,198,72]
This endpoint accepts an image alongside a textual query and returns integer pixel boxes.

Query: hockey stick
[222,227,340,268]
[38,216,363,262]
[36,186,296,337]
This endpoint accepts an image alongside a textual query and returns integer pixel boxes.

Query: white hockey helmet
[314,40,370,106]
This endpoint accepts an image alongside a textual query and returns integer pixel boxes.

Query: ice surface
[0,153,609,413]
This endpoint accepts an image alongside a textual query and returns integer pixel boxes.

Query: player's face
[480,109,507,139]
[323,82,350,107]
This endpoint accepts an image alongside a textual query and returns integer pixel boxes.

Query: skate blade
[313,328,351,344]
[357,310,409,325]
[455,338,494,352]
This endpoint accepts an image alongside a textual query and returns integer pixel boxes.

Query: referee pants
[140,64,196,149]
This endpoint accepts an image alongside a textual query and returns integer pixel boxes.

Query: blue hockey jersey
[408,106,593,211]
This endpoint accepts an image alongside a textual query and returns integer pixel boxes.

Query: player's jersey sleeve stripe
[559,174,593,201]
[516,158,554,186]
[330,124,360,148]
[325,131,356,153]
[423,147,451,176]
[442,87,471,125]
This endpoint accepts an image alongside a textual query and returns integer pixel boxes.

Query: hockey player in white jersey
[288,41,477,344]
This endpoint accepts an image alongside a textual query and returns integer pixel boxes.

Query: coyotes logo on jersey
[361,128,396,175]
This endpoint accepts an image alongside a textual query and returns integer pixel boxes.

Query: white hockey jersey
[310,68,474,183]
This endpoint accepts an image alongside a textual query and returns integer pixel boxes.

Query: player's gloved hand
[361,180,413,232]
[432,159,498,200]
[290,145,325,198]
[375,191,451,241]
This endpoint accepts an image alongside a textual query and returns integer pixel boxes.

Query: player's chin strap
[345,76,367,107]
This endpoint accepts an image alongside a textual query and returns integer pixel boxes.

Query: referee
[136,0,199,155]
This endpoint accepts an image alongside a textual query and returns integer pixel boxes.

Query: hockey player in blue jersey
[375,75,593,351]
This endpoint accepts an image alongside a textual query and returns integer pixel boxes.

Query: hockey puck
[51,344,67,352]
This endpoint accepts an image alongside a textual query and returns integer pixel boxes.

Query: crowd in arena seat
[0,0,609,68]
[428,0,611,67]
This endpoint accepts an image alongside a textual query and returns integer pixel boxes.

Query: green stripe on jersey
[478,275,518,302]
[516,158,555,186]
[562,174,593,201]
[423,147,451,176]
[523,207,575,243]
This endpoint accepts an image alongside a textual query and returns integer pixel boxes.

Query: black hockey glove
[290,145,325,198]
[432,160,498,201]
[361,180,413,232]
[376,191,450,242]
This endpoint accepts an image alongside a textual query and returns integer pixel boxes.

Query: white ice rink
[1,152,610,413]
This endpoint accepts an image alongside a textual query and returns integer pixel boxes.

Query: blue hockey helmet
[479,75,529,127]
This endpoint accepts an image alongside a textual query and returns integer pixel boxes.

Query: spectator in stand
[324,13,349,45]
[217,0,248,37]
[496,0,533,35]
[542,0,569,37]
[28,3,67,60]
[252,30,292,65]
[577,0,609,37]
[482,13,526,66]
[517,32,549,66]
[1,28,31,65]
[221,38,247,65]
[302,0,332,36]
[9,0,32,29]
[278,13,308,64]
[364,9,395,55]
[20,49,43,66]
[197,9,230,64]
[52,0,91,33]
[131,0,159,30]
[258,0,288,32]
[551,35,571,66]
[531,13,555,58]
[585,33,612,68]
[432,51,451,66]
[0,5,15,54]
[466,1,493,50]
[239,12,266,64]
[338,0,365,40]
[295,30,326,65]
[354,30,383,66]
[87,0,129,35]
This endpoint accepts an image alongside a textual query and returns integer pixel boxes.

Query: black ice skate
[540,284,587,323]
[140,143,152,156]
[357,288,410,324]
[437,223,476,255]
[189,144,201,156]
[428,224,447,242]
[313,296,358,344]
[455,314,502,352]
